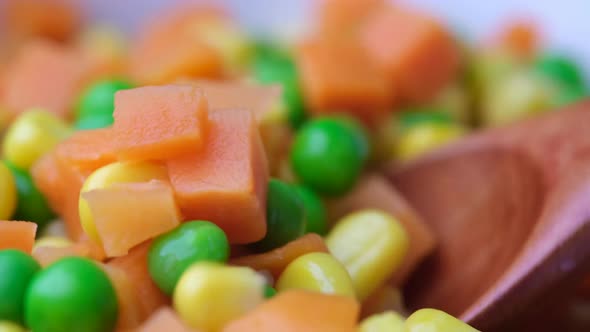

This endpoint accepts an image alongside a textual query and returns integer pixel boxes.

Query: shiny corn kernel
[405,309,480,332]
[326,210,409,300]
[0,163,17,220]
[276,252,356,298]
[173,262,265,331]
[2,109,72,170]
[33,236,72,251]
[0,321,27,332]
[395,123,464,162]
[359,311,405,332]
[79,161,168,243]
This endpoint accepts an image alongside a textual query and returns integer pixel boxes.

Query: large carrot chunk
[223,290,359,332]
[296,40,392,122]
[230,234,328,278]
[4,0,80,42]
[82,180,181,257]
[137,307,195,332]
[107,242,170,328]
[112,85,209,161]
[55,128,116,173]
[1,40,89,118]
[0,221,37,253]
[360,7,460,103]
[167,109,269,244]
[326,173,436,285]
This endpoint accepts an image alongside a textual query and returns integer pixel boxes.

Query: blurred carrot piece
[230,233,329,278]
[318,0,385,38]
[137,307,196,332]
[296,40,393,122]
[360,7,460,103]
[4,0,80,42]
[0,221,37,254]
[496,20,540,59]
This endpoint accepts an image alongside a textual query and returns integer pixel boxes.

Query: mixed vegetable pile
[0,0,588,331]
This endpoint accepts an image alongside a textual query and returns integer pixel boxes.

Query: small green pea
[290,117,368,196]
[253,44,306,129]
[3,161,55,228]
[75,79,133,130]
[251,179,306,251]
[553,84,588,108]
[533,54,586,90]
[148,221,230,295]
[293,185,327,236]
[264,285,277,298]
[0,250,41,324]
[25,257,118,332]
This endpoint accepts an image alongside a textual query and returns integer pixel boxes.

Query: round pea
[75,79,133,130]
[0,250,41,324]
[25,257,118,332]
[534,54,586,90]
[290,117,368,195]
[251,179,305,251]
[264,285,277,298]
[293,185,327,236]
[0,163,17,220]
[253,45,306,128]
[3,161,55,227]
[148,221,230,295]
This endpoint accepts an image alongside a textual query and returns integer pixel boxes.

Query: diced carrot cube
[318,0,385,38]
[167,109,269,244]
[107,241,170,325]
[1,40,89,118]
[55,128,116,173]
[0,221,37,253]
[296,40,393,122]
[360,7,460,103]
[230,234,329,278]
[112,85,209,161]
[82,181,181,257]
[137,308,195,332]
[326,173,436,285]
[4,0,80,42]
[223,290,359,332]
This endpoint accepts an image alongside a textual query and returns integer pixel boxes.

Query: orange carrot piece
[83,181,181,257]
[230,234,328,278]
[1,40,89,118]
[0,221,37,253]
[104,265,146,331]
[326,173,436,285]
[55,128,116,172]
[223,290,359,332]
[167,109,269,244]
[360,7,460,103]
[112,85,209,161]
[4,0,80,42]
[318,0,385,38]
[496,19,539,59]
[296,40,393,122]
[137,308,195,332]
[107,241,170,324]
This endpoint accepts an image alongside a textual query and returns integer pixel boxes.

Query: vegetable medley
[0,0,588,332]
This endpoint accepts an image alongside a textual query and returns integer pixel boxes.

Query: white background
[85,0,590,79]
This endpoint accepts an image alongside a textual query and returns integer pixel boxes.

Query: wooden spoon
[383,100,590,330]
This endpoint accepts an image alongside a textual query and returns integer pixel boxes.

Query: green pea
[553,84,588,108]
[0,250,40,324]
[253,44,306,129]
[251,179,305,251]
[3,161,55,227]
[331,116,370,163]
[534,54,586,90]
[148,221,230,295]
[25,257,118,332]
[264,285,277,298]
[75,79,133,130]
[293,185,327,236]
[290,117,368,195]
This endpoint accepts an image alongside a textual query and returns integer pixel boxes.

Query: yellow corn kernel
[2,109,72,170]
[405,309,480,332]
[78,24,127,60]
[79,161,168,243]
[395,123,464,162]
[483,69,553,127]
[174,262,265,331]
[359,311,405,332]
[276,252,356,298]
[33,236,72,251]
[193,20,252,73]
[0,163,17,220]
[0,321,26,332]
[326,210,409,300]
